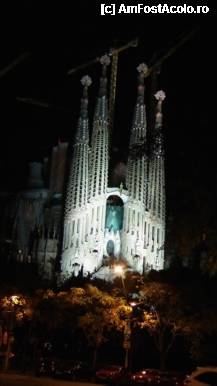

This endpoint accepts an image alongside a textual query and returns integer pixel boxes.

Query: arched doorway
[105,195,124,231]
[104,195,124,258]
[106,239,115,256]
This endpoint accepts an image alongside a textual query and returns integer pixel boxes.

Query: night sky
[0,0,216,219]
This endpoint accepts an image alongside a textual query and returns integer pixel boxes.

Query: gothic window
[147,223,150,245]
[152,226,155,240]
[72,220,75,235]
[157,228,159,244]
[132,210,135,227]
[77,219,80,233]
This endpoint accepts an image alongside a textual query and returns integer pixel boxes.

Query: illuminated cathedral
[61,55,166,280]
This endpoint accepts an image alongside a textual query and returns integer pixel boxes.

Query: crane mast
[108,50,118,148]
[16,28,198,142]
[68,38,138,146]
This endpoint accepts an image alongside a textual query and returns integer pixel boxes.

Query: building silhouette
[2,57,166,282]
[61,57,166,280]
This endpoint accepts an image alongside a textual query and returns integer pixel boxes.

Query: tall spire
[148,89,166,220]
[65,75,91,219]
[145,89,166,269]
[62,75,92,276]
[94,54,110,121]
[130,62,148,148]
[126,63,148,202]
[122,62,149,272]
[75,75,92,144]
[90,55,110,199]
[152,90,166,157]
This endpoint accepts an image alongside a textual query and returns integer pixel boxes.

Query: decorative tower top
[98,55,110,97]
[152,90,166,157]
[155,90,166,123]
[75,75,92,143]
[130,62,148,148]
[136,62,148,104]
[80,75,92,117]
[155,90,166,101]
[89,54,110,199]
[93,55,110,121]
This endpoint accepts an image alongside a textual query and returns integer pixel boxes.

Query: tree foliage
[1,275,217,371]
[138,282,185,369]
[77,284,127,347]
[138,278,217,369]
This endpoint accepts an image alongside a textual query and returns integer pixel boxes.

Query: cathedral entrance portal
[104,195,124,258]
[105,195,124,231]
[106,239,115,256]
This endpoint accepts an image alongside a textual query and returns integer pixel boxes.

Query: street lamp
[113,264,127,297]
[113,264,137,370]
[122,301,139,370]
[114,265,124,275]
[1,295,26,372]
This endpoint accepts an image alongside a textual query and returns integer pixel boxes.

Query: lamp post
[113,264,134,369]
[1,295,25,372]
[114,264,127,296]
[2,297,17,371]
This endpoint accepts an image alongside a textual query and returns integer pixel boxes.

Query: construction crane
[16,96,69,112]
[108,49,119,146]
[145,27,198,79]
[0,52,30,79]
[16,97,51,109]
[16,28,199,140]
[148,27,199,137]
[68,38,138,146]
[68,28,198,145]
[108,40,138,145]
[67,38,138,75]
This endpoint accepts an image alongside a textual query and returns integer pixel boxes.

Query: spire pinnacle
[81,75,92,93]
[129,63,148,148]
[154,90,166,126]
[152,90,166,157]
[80,75,92,119]
[74,75,91,143]
[136,63,148,104]
[155,90,166,101]
[99,55,110,97]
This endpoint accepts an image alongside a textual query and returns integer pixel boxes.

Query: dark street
[0,373,103,386]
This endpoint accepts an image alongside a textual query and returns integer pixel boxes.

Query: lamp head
[114,265,124,276]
